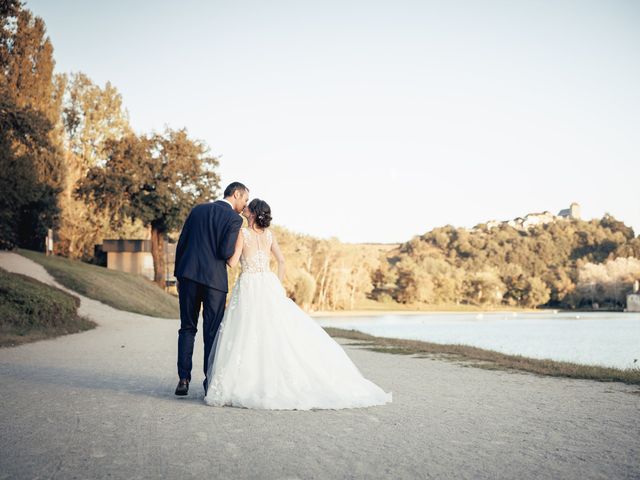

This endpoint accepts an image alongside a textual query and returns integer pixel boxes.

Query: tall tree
[77,128,220,286]
[0,0,63,249]
[0,92,60,248]
[61,72,131,167]
[0,1,21,66]
[57,72,135,258]
[1,2,56,120]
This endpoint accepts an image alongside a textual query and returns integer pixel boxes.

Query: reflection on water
[316,311,640,369]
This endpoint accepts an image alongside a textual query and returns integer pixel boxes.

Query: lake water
[316,311,640,370]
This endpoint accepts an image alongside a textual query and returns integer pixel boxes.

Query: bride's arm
[271,233,286,282]
[226,231,244,268]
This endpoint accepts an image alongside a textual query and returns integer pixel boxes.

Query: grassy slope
[0,268,96,347]
[325,327,640,386]
[19,250,179,318]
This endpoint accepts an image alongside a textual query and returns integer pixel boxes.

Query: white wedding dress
[204,227,392,410]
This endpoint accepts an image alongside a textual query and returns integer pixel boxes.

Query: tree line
[371,216,640,310]
[244,215,638,311]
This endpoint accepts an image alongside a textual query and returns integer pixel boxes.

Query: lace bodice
[240,227,272,273]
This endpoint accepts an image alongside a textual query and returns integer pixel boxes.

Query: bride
[204,199,392,410]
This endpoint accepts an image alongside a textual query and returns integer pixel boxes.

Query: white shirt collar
[221,198,234,210]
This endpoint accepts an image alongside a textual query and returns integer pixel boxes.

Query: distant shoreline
[311,307,632,318]
[312,307,545,318]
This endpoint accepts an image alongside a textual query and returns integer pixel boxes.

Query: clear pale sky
[27,0,640,243]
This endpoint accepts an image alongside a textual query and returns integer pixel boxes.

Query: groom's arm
[226,231,244,268]
[219,215,243,260]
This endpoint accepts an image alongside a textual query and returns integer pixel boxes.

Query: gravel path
[1,252,639,479]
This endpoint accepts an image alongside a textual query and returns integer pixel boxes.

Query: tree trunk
[150,225,166,288]
[349,283,356,310]
[318,258,329,310]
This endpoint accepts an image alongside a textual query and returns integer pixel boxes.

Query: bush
[0,267,95,346]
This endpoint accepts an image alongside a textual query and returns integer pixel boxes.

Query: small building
[507,217,523,229]
[101,239,176,284]
[626,294,640,312]
[626,280,640,312]
[558,202,581,219]
[481,203,582,232]
[522,211,555,229]
[102,239,155,281]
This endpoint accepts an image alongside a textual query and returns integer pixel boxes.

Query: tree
[77,129,220,286]
[394,258,435,304]
[542,267,575,306]
[573,257,640,308]
[371,260,398,301]
[0,1,21,63]
[0,92,60,248]
[522,276,551,308]
[1,3,55,118]
[0,1,64,250]
[61,72,131,166]
[57,72,135,258]
[290,269,316,310]
[465,268,505,306]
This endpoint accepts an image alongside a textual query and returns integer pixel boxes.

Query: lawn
[19,250,179,318]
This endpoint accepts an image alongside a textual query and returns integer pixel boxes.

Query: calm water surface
[316,311,640,369]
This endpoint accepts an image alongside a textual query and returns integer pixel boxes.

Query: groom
[173,182,249,396]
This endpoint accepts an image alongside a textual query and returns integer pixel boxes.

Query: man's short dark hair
[223,182,248,198]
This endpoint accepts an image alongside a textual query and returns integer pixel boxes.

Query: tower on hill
[558,202,581,219]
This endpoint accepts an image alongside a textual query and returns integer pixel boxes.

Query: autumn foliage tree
[0,94,59,248]
[77,129,220,286]
[0,0,64,249]
[57,72,134,258]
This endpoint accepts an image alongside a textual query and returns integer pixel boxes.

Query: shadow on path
[0,362,206,406]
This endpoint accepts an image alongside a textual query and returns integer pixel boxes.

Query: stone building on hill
[482,203,582,231]
[521,211,556,229]
[558,202,581,219]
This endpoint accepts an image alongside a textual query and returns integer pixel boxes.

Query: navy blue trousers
[177,277,227,389]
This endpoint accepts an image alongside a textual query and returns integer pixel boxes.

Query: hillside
[373,214,640,309]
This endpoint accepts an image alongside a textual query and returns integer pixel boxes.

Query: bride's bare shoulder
[267,229,280,246]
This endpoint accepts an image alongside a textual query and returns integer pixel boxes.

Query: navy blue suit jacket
[174,200,243,292]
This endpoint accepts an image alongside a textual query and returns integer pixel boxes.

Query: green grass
[0,268,96,347]
[19,249,179,318]
[324,327,640,386]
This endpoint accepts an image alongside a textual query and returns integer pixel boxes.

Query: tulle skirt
[204,271,392,410]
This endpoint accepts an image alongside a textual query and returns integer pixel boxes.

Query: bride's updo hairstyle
[249,199,272,229]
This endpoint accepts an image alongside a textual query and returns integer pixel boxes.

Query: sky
[27,0,640,243]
